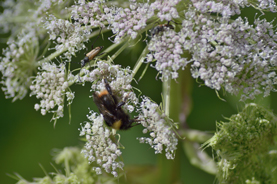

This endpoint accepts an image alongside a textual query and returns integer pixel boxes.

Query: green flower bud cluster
[206,103,277,183]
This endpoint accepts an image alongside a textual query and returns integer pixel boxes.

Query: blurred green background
[1,5,277,184]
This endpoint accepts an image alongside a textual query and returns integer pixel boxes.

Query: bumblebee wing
[95,91,118,114]
[93,92,112,114]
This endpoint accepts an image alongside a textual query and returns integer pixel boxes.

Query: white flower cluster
[178,7,277,100]
[149,0,180,21]
[71,0,180,43]
[44,14,91,60]
[0,0,62,35]
[147,29,188,80]
[30,62,75,120]
[145,3,277,100]
[191,0,242,17]
[137,97,178,159]
[104,2,152,42]
[34,0,67,18]
[71,0,106,28]
[191,0,277,17]
[0,1,32,34]
[257,0,277,11]
[80,112,124,177]
[0,30,39,101]
[0,0,71,101]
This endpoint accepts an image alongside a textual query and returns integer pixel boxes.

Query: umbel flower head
[80,112,124,177]
[30,62,75,122]
[0,0,71,101]
[205,103,277,183]
[79,60,178,176]
[138,96,178,160]
[0,30,39,101]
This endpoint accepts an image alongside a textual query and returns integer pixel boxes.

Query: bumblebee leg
[132,116,140,122]
[104,79,113,95]
[121,117,140,130]
[116,92,131,109]
[116,101,125,108]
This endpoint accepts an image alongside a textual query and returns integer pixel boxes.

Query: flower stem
[109,38,130,61]
[162,78,171,116]
[132,44,149,78]
[179,129,213,143]
[157,76,183,183]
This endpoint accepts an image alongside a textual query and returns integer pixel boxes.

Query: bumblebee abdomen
[111,120,122,130]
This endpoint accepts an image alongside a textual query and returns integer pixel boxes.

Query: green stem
[109,38,130,61]
[157,76,182,184]
[179,129,213,143]
[64,158,70,177]
[37,48,66,67]
[157,143,182,184]
[177,68,217,175]
[131,20,161,78]
[132,44,149,78]
[163,78,171,116]
[183,140,217,175]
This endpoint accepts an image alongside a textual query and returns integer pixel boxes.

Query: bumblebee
[92,79,138,130]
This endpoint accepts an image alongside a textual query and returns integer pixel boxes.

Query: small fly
[150,21,174,37]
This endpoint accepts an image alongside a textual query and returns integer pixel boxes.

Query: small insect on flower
[150,21,174,37]
[79,28,105,82]
[81,46,104,68]
[93,79,139,130]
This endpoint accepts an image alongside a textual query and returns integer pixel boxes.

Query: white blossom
[30,62,75,120]
[137,97,178,159]
[80,112,124,177]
